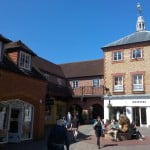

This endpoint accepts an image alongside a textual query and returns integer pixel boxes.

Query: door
[133,107,140,126]
[8,108,22,142]
[140,107,147,126]
[132,107,147,126]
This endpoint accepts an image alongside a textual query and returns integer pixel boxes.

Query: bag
[93,125,97,130]
[93,120,98,130]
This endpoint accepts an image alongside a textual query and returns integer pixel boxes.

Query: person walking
[47,119,70,150]
[93,116,102,149]
[66,112,72,128]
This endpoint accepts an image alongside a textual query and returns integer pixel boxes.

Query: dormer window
[19,51,31,70]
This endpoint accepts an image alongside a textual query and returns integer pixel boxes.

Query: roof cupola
[136,3,146,32]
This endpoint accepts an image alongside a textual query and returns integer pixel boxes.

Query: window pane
[114,52,117,60]
[136,49,141,58]
[118,52,122,60]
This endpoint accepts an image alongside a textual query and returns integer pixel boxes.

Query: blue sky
[0,0,149,64]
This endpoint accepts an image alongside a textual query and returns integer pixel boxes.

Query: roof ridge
[59,58,104,65]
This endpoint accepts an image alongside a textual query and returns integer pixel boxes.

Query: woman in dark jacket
[47,119,70,150]
[93,116,102,149]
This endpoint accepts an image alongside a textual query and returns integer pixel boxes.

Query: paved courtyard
[0,125,150,150]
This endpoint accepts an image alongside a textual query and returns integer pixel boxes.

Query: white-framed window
[133,74,143,91]
[19,51,31,70]
[72,80,79,88]
[113,51,122,61]
[92,79,100,87]
[132,48,142,59]
[114,76,123,92]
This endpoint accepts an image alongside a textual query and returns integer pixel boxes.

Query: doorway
[8,108,22,142]
[132,107,147,126]
[92,104,103,119]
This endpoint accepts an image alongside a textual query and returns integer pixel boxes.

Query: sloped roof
[102,31,150,49]
[4,40,36,56]
[33,56,65,78]
[60,59,104,78]
[0,34,11,43]
[0,55,45,80]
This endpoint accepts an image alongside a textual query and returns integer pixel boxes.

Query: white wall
[104,100,110,122]
[146,107,150,127]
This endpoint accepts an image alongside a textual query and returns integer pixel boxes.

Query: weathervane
[137,3,142,16]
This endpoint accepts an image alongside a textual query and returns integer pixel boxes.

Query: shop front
[0,100,34,144]
[104,95,150,127]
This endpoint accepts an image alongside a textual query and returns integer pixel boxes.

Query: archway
[92,104,103,119]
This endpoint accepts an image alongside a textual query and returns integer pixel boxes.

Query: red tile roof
[59,59,104,78]
[33,56,65,78]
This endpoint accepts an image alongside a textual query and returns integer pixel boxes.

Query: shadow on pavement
[69,131,92,144]
[102,143,118,148]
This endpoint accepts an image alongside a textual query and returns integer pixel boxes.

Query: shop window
[0,103,9,143]
[21,104,33,140]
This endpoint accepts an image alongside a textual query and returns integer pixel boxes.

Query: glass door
[8,108,22,143]
[133,107,140,126]
[0,103,10,143]
[133,107,147,126]
[140,107,147,125]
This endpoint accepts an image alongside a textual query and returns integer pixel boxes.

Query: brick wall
[0,69,47,139]
[104,44,150,95]
[7,51,18,65]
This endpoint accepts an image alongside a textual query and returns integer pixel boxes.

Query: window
[44,73,50,81]
[132,49,142,59]
[113,51,122,61]
[19,51,31,70]
[57,78,62,85]
[92,79,100,87]
[114,76,123,92]
[133,74,143,91]
[72,80,78,88]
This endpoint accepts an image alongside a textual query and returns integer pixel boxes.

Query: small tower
[136,3,146,32]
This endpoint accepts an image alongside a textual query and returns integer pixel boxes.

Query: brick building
[0,35,47,143]
[33,56,72,125]
[60,59,104,123]
[102,4,150,127]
